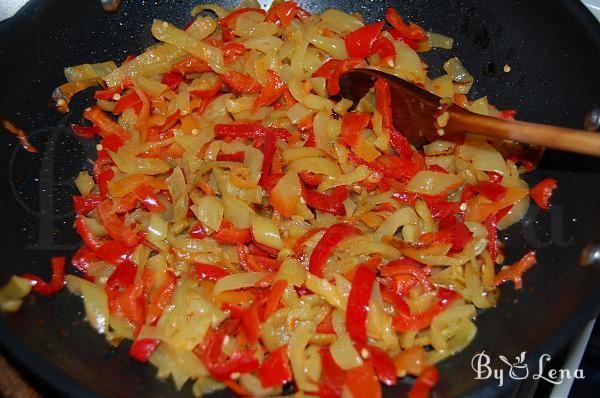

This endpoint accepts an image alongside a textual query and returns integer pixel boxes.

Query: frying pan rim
[0,1,599,397]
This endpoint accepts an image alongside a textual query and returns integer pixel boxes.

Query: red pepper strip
[216,151,245,162]
[23,257,66,296]
[213,220,253,244]
[312,58,367,96]
[218,7,266,27]
[379,259,432,289]
[191,263,231,281]
[222,71,262,94]
[75,216,105,250]
[346,265,376,344]
[201,320,260,381]
[258,345,293,388]
[83,106,130,142]
[365,154,421,182]
[105,261,136,296]
[73,194,103,215]
[364,345,397,386]
[345,361,382,398]
[97,168,114,198]
[253,69,286,112]
[100,133,126,152]
[221,302,244,319]
[318,347,346,398]
[113,91,142,114]
[96,240,133,265]
[172,57,212,74]
[133,184,166,213]
[70,123,100,139]
[263,280,287,320]
[385,8,428,42]
[146,271,177,325]
[105,261,145,330]
[214,122,290,140]
[316,310,335,334]
[309,223,361,277]
[298,170,322,186]
[223,42,246,64]
[190,76,223,99]
[221,26,235,42]
[427,201,461,221]
[161,71,184,91]
[265,1,299,28]
[487,171,504,183]
[97,200,140,247]
[494,250,537,289]
[259,127,276,187]
[94,86,122,101]
[408,365,439,398]
[471,181,508,201]
[93,149,113,180]
[345,21,385,58]
[482,213,499,263]
[293,227,325,255]
[71,246,97,276]
[438,216,473,252]
[370,36,396,59]
[129,338,160,362]
[374,77,393,131]
[530,177,557,211]
[393,288,459,332]
[188,222,208,239]
[340,111,371,147]
[304,186,348,216]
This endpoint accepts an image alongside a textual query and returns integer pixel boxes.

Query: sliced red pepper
[83,106,130,142]
[318,347,346,398]
[438,216,473,252]
[95,240,133,265]
[379,259,432,290]
[530,177,557,211]
[304,186,348,216]
[312,58,367,96]
[71,245,97,273]
[129,338,160,362]
[263,280,287,320]
[70,123,100,139]
[494,250,537,289]
[188,222,208,239]
[370,36,396,59]
[94,86,122,101]
[298,170,322,186]
[200,319,259,381]
[213,220,253,245]
[221,302,244,319]
[258,345,292,388]
[75,216,105,251]
[346,265,376,344]
[97,199,140,247]
[133,184,165,213]
[214,122,290,141]
[218,7,266,27]
[100,133,126,152]
[223,42,246,64]
[340,111,371,147]
[471,181,508,201]
[161,71,184,91]
[364,345,397,386]
[253,70,286,112]
[73,194,103,215]
[392,288,459,332]
[112,91,142,115]
[408,365,439,398]
[190,76,223,99]
[191,263,231,281]
[146,270,177,325]
[23,257,66,296]
[366,154,420,182]
[385,8,428,42]
[309,223,361,277]
[172,57,212,74]
[222,71,262,94]
[427,200,461,221]
[97,168,114,198]
[265,1,299,28]
[345,21,385,59]
[216,151,245,162]
[345,361,382,398]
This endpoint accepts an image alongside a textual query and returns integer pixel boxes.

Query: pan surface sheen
[0,0,599,397]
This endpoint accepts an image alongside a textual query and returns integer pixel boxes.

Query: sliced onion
[0,276,33,312]
[75,171,94,195]
[270,170,302,217]
[251,214,282,250]
[443,57,474,84]
[317,165,371,192]
[222,194,254,229]
[192,196,224,232]
[288,157,341,176]
[428,32,454,49]
[330,333,364,370]
[376,207,420,237]
[64,61,117,83]
[306,274,344,309]
[66,275,110,334]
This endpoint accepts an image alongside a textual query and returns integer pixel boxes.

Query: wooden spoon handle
[448,110,600,156]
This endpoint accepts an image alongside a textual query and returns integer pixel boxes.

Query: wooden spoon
[339,68,600,157]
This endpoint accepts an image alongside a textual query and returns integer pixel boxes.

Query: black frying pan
[0,1,599,397]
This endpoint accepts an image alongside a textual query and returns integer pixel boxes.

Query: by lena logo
[471,351,584,387]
